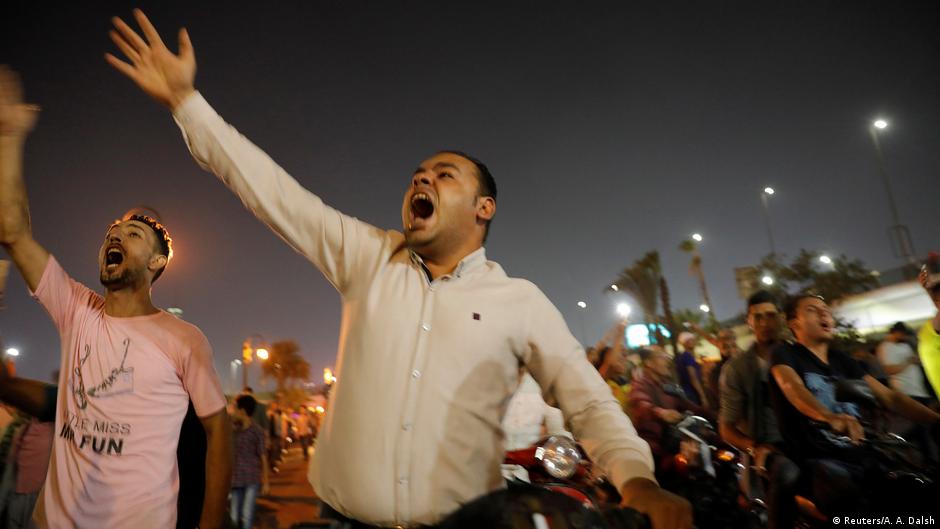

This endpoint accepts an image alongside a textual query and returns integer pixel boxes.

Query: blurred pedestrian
[230,395,269,529]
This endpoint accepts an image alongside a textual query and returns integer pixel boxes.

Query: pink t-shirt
[31,257,226,529]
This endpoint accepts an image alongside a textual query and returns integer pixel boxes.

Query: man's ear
[476,196,496,222]
[149,254,168,273]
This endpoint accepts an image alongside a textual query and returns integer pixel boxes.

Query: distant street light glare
[5,348,19,357]
[577,301,587,309]
[610,284,619,292]
[616,303,632,318]
[873,119,888,130]
[256,348,269,360]
[699,304,710,313]
[764,187,775,195]
[819,255,833,265]
[692,233,703,242]
[761,275,774,286]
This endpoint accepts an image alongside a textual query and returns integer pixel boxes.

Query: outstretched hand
[0,66,40,138]
[106,9,196,110]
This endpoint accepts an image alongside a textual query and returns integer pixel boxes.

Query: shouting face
[402,152,495,258]
[789,296,835,343]
[98,219,166,290]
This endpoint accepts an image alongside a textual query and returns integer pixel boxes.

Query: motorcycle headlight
[535,436,581,479]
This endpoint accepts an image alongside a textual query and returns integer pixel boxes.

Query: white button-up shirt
[174,92,654,527]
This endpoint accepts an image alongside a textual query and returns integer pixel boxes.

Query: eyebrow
[413,162,462,176]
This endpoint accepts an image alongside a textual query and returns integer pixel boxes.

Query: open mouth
[410,193,435,223]
[105,247,125,268]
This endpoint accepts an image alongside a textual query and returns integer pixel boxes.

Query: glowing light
[873,119,888,130]
[763,187,775,195]
[699,304,711,313]
[819,255,833,265]
[692,233,703,242]
[577,301,587,309]
[324,367,335,385]
[256,348,269,360]
[610,284,619,291]
[315,406,325,414]
[5,348,19,357]
[761,275,774,286]
[616,303,632,318]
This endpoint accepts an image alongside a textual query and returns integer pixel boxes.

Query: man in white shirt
[105,10,692,529]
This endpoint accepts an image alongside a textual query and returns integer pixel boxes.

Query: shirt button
[421,323,431,331]
[412,370,421,379]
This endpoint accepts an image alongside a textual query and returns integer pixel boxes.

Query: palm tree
[679,238,718,327]
[611,251,665,344]
[262,340,311,391]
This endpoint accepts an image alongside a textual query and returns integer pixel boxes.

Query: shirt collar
[410,247,487,279]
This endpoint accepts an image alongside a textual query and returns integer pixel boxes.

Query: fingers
[104,53,141,84]
[178,28,194,62]
[133,9,167,49]
[109,30,141,64]
[111,16,150,54]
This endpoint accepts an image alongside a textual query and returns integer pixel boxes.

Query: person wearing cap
[877,322,930,403]
[675,332,708,407]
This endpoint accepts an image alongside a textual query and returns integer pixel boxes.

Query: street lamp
[869,118,916,268]
[761,275,774,286]
[4,347,19,357]
[576,301,588,345]
[692,233,703,243]
[760,187,777,255]
[699,304,711,313]
[256,348,269,360]
[819,255,833,265]
[616,303,632,319]
[610,284,619,292]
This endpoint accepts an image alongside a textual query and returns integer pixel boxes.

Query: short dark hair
[439,150,497,243]
[637,347,655,363]
[784,293,825,321]
[747,290,779,313]
[235,394,257,416]
[889,321,912,335]
[109,214,173,282]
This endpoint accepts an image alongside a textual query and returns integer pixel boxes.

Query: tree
[755,250,880,303]
[611,251,667,345]
[679,238,718,327]
[261,340,311,391]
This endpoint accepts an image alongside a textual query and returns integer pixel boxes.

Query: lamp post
[576,301,588,345]
[760,187,777,255]
[241,335,269,389]
[868,119,916,268]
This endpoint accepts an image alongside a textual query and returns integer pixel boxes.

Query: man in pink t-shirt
[0,66,232,529]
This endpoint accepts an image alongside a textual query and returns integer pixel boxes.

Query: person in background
[230,394,269,529]
[675,332,708,407]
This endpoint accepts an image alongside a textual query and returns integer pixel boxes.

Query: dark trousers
[766,453,801,529]
[801,458,868,516]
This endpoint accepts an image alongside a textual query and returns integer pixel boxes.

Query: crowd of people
[567,277,940,528]
[1,7,940,529]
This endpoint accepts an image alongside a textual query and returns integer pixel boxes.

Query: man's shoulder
[723,351,757,379]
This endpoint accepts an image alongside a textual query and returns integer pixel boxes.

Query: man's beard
[100,266,143,290]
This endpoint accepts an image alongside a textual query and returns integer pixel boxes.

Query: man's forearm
[718,421,754,452]
[0,377,56,420]
[886,390,940,425]
[0,136,31,245]
[200,412,233,529]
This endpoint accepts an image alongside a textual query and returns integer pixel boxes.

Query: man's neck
[800,338,829,363]
[416,243,482,280]
[753,339,778,361]
[104,286,159,317]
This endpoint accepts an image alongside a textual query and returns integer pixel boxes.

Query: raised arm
[106,10,389,293]
[0,66,49,292]
[0,356,57,421]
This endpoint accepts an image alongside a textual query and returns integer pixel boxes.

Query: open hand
[106,9,196,110]
[0,66,40,137]
[828,413,865,444]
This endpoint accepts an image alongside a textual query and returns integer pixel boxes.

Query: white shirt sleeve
[172,92,392,294]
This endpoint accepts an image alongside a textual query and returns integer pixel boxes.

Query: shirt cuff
[171,90,214,129]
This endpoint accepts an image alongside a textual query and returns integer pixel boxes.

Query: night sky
[2,1,938,388]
